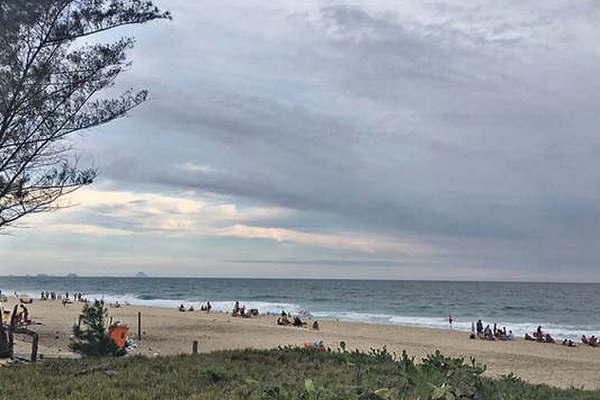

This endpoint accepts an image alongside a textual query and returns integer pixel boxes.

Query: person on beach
[178,304,186,312]
[483,324,494,340]
[476,320,483,338]
[507,330,515,341]
[535,326,543,339]
[233,301,240,316]
[312,320,319,330]
[448,313,453,328]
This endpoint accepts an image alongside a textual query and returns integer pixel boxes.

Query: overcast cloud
[2,1,600,281]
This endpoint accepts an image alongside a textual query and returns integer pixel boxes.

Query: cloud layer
[2,1,600,280]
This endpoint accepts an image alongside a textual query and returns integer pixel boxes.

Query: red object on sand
[110,325,129,348]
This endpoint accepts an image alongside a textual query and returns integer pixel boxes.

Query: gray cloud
[15,0,600,278]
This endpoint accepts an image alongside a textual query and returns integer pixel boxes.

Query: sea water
[2,277,599,340]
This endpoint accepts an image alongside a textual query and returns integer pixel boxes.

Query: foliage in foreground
[0,347,599,400]
[70,300,124,357]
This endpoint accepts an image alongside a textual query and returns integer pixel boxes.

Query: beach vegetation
[1,347,600,399]
[69,300,124,357]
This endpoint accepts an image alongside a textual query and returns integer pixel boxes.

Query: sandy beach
[4,297,600,390]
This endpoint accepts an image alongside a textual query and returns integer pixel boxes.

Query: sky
[2,0,600,281]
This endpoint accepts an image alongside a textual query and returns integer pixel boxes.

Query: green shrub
[69,300,124,357]
[1,347,600,399]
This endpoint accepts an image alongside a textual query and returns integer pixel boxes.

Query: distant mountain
[135,272,149,278]
[66,273,79,278]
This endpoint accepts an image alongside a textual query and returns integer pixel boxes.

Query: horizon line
[1,275,599,285]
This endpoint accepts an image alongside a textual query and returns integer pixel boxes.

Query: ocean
[1,277,599,340]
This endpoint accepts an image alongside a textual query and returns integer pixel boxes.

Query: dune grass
[1,346,599,399]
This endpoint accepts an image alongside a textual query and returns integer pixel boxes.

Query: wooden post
[30,332,39,362]
[137,312,142,340]
[192,340,198,354]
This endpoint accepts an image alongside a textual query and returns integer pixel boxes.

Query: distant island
[135,272,149,278]
[66,273,79,278]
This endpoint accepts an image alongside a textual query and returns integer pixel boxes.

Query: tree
[0,0,170,229]
[70,299,123,356]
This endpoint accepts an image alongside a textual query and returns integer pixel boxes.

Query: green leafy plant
[69,300,124,357]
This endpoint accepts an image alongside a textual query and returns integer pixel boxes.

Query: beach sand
[3,297,600,389]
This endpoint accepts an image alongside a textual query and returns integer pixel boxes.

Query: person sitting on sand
[293,316,304,327]
[589,336,599,347]
[178,304,186,312]
[312,320,319,330]
[562,339,576,347]
[232,301,240,316]
[277,316,290,326]
[483,324,494,340]
[582,335,589,345]
[507,330,515,341]
[206,302,212,313]
[21,305,29,323]
[534,325,543,339]
[525,333,535,341]
[545,333,555,343]
[188,305,194,312]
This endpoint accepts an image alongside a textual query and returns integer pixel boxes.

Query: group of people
[474,321,600,348]
[581,335,599,347]
[524,326,556,343]
[177,301,214,313]
[232,301,258,317]
[178,304,195,312]
[40,291,87,304]
[276,310,319,330]
[473,320,515,341]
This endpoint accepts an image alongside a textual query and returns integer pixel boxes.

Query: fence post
[192,340,198,354]
[137,312,142,340]
[30,332,39,362]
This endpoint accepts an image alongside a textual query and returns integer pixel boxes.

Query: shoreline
[3,297,600,389]
[2,288,592,341]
